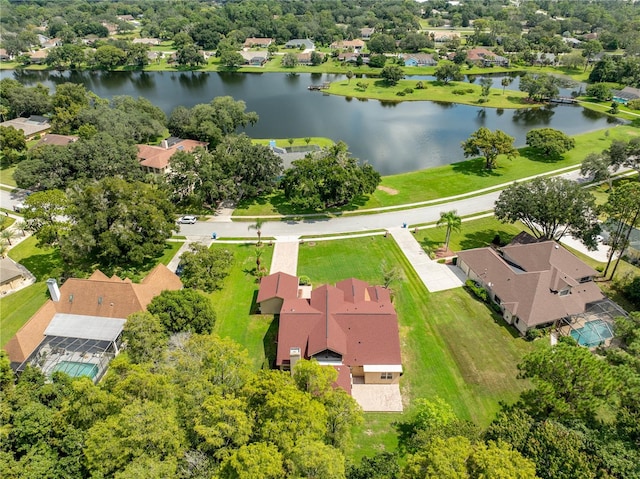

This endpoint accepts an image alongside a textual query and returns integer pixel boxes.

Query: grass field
[208,242,276,370]
[296,235,536,459]
[0,165,17,187]
[327,78,530,109]
[234,126,637,216]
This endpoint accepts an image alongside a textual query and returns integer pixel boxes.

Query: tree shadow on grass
[519,146,564,164]
[458,229,519,251]
[262,316,279,369]
[451,157,502,177]
[19,251,63,282]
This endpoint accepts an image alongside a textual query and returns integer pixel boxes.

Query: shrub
[465,279,488,302]
[299,275,311,286]
[452,89,467,95]
[627,99,640,110]
[396,91,406,96]
[404,88,414,94]
[415,81,425,89]
[625,277,640,303]
[526,328,543,341]
[466,88,474,93]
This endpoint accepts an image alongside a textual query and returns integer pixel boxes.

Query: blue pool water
[52,361,99,379]
[570,319,614,347]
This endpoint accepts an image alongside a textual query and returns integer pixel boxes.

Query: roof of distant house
[0,257,25,285]
[35,133,79,147]
[457,240,603,328]
[137,138,207,171]
[285,39,315,49]
[4,264,182,365]
[330,39,366,49]
[0,116,51,137]
[243,37,274,47]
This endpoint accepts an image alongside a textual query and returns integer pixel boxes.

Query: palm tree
[255,247,263,272]
[501,77,513,95]
[248,218,265,245]
[0,228,16,246]
[437,210,462,251]
[14,221,28,236]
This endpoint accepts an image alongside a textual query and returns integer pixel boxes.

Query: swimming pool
[570,319,614,347]
[51,361,99,379]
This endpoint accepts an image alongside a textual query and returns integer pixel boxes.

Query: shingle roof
[256,272,299,303]
[276,279,401,371]
[35,134,78,147]
[137,139,207,171]
[4,264,181,364]
[0,257,24,285]
[457,241,603,328]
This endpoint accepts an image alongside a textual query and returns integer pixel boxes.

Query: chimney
[289,347,301,375]
[161,139,169,149]
[46,278,60,302]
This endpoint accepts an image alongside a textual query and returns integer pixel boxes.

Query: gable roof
[330,39,365,49]
[137,138,207,171]
[0,257,25,285]
[4,264,181,364]
[457,241,603,328]
[276,279,401,371]
[257,272,299,303]
[35,133,79,147]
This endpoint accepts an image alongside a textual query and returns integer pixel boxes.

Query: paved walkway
[351,383,403,412]
[389,227,465,293]
[269,236,300,275]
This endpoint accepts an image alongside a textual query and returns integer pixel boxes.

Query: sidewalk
[389,227,465,293]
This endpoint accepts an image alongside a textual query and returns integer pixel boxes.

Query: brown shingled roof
[457,241,603,329]
[256,271,299,303]
[4,264,181,365]
[137,139,207,171]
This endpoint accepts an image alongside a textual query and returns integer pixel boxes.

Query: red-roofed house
[457,239,606,335]
[137,137,208,174]
[258,274,403,395]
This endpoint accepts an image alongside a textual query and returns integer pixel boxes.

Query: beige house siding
[259,297,284,315]
[364,370,401,384]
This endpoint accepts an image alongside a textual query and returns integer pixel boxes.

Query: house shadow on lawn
[462,285,522,340]
[451,157,502,177]
[262,316,279,369]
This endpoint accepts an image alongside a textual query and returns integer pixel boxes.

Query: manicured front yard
[296,236,536,459]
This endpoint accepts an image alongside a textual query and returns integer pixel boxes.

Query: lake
[2,70,620,175]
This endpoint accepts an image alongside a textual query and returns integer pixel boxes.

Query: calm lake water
[2,70,619,175]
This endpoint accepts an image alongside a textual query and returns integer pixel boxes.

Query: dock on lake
[308,82,331,91]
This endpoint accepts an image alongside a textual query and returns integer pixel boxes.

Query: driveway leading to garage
[269,236,300,275]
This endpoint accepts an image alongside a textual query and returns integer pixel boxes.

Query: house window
[380,372,393,380]
[559,289,569,296]
[493,294,502,305]
[579,276,592,283]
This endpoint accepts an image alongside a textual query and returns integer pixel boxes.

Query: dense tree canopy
[148,289,217,334]
[168,96,258,148]
[525,128,576,158]
[59,177,177,270]
[178,243,234,292]
[494,177,601,249]
[280,142,380,210]
[461,127,518,169]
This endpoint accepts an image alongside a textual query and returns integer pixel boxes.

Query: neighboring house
[137,137,208,175]
[466,48,509,67]
[0,116,51,140]
[240,50,269,66]
[583,32,599,41]
[4,264,182,380]
[330,39,366,52]
[0,48,12,61]
[35,133,79,147]
[613,86,640,104]
[400,53,437,67]
[102,22,119,35]
[297,52,325,65]
[534,52,557,66]
[258,273,403,395]
[360,27,375,40]
[457,236,606,335]
[133,37,161,45]
[27,49,48,64]
[562,37,582,47]
[117,14,136,22]
[338,51,368,64]
[430,31,460,43]
[284,39,315,51]
[42,38,62,49]
[0,257,27,294]
[243,37,274,48]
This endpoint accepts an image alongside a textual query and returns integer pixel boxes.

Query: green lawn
[327,78,530,109]
[233,126,638,217]
[0,165,17,187]
[0,282,49,347]
[252,137,334,149]
[414,215,529,254]
[296,236,536,458]
[208,242,276,370]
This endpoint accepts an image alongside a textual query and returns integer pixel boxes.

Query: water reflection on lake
[1,70,619,175]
